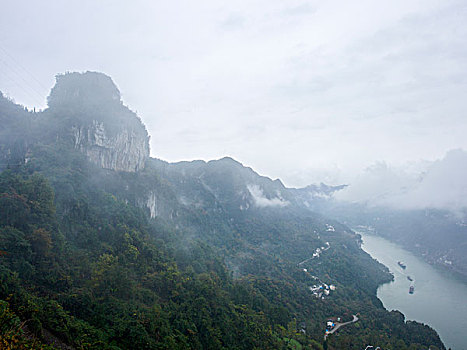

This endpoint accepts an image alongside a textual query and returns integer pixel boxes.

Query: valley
[360,230,467,350]
[0,72,447,349]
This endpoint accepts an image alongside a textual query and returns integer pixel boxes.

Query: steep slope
[0,72,446,350]
[47,72,150,172]
[0,92,33,170]
[0,72,150,173]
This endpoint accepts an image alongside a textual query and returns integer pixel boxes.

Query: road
[298,242,330,266]
[324,314,359,340]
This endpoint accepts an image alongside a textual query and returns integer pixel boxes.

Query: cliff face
[72,119,149,172]
[48,72,150,172]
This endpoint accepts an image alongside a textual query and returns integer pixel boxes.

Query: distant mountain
[336,150,467,212]
[309,157,467,281]
[0,72,445,349]
[317,199,467,280]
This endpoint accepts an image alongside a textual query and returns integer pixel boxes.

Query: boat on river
[409,285,414,294]
[407,276,413,281]
[398,261,407,269]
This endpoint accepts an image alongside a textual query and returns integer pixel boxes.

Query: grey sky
[1,0,466,187]
[335,149,467,212]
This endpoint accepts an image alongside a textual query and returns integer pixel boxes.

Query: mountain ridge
[0,72,446,349]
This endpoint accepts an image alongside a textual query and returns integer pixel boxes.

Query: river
[359,231,467,350]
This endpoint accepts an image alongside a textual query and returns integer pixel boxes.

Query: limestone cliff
[71,119,148,172]
[47,72,150,172]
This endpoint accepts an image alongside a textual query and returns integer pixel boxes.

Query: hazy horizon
[1,0,466,189]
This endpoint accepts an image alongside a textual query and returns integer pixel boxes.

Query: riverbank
[359,231,467,350]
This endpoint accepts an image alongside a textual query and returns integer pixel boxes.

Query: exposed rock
[146,191,158,218]
[72,119,148,172]
[48,72,150,172]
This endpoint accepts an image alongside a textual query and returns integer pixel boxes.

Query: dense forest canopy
[0,72,446,349]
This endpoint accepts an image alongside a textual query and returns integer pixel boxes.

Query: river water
[359,232,467,350]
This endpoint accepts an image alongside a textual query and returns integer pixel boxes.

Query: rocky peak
[47,72,150,172]
[48,71,121,110]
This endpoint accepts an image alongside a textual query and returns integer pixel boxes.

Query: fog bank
[335,149,467,212]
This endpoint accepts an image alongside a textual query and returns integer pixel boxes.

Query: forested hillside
[0,72,445,349]
[311,198,467,282]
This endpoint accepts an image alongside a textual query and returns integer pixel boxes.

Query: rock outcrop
[48,72,150,172]
[72,119,149,172]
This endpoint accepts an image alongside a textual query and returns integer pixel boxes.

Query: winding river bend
[359,231,467,350]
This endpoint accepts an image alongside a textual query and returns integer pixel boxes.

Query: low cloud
[335,149,467,212]
[247,185,289,208]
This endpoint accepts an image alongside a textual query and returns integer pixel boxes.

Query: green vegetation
[0,169,284,349]
[0,73,446,349]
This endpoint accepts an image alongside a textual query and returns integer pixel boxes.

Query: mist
[1,0,467,187]
[1,2,467,349]
[334,149,467,213]
[247,184,290,208]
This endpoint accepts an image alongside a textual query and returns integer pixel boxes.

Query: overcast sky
[1,0,466,187]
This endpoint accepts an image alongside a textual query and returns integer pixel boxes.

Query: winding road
[324,314,359,340]
[298,242,330,266]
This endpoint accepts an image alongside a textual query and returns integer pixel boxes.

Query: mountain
[309,158,467,281]
[0,72,149,173]
[0,72,445,349]
[317,200,467,281]
[0,92,31,169]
